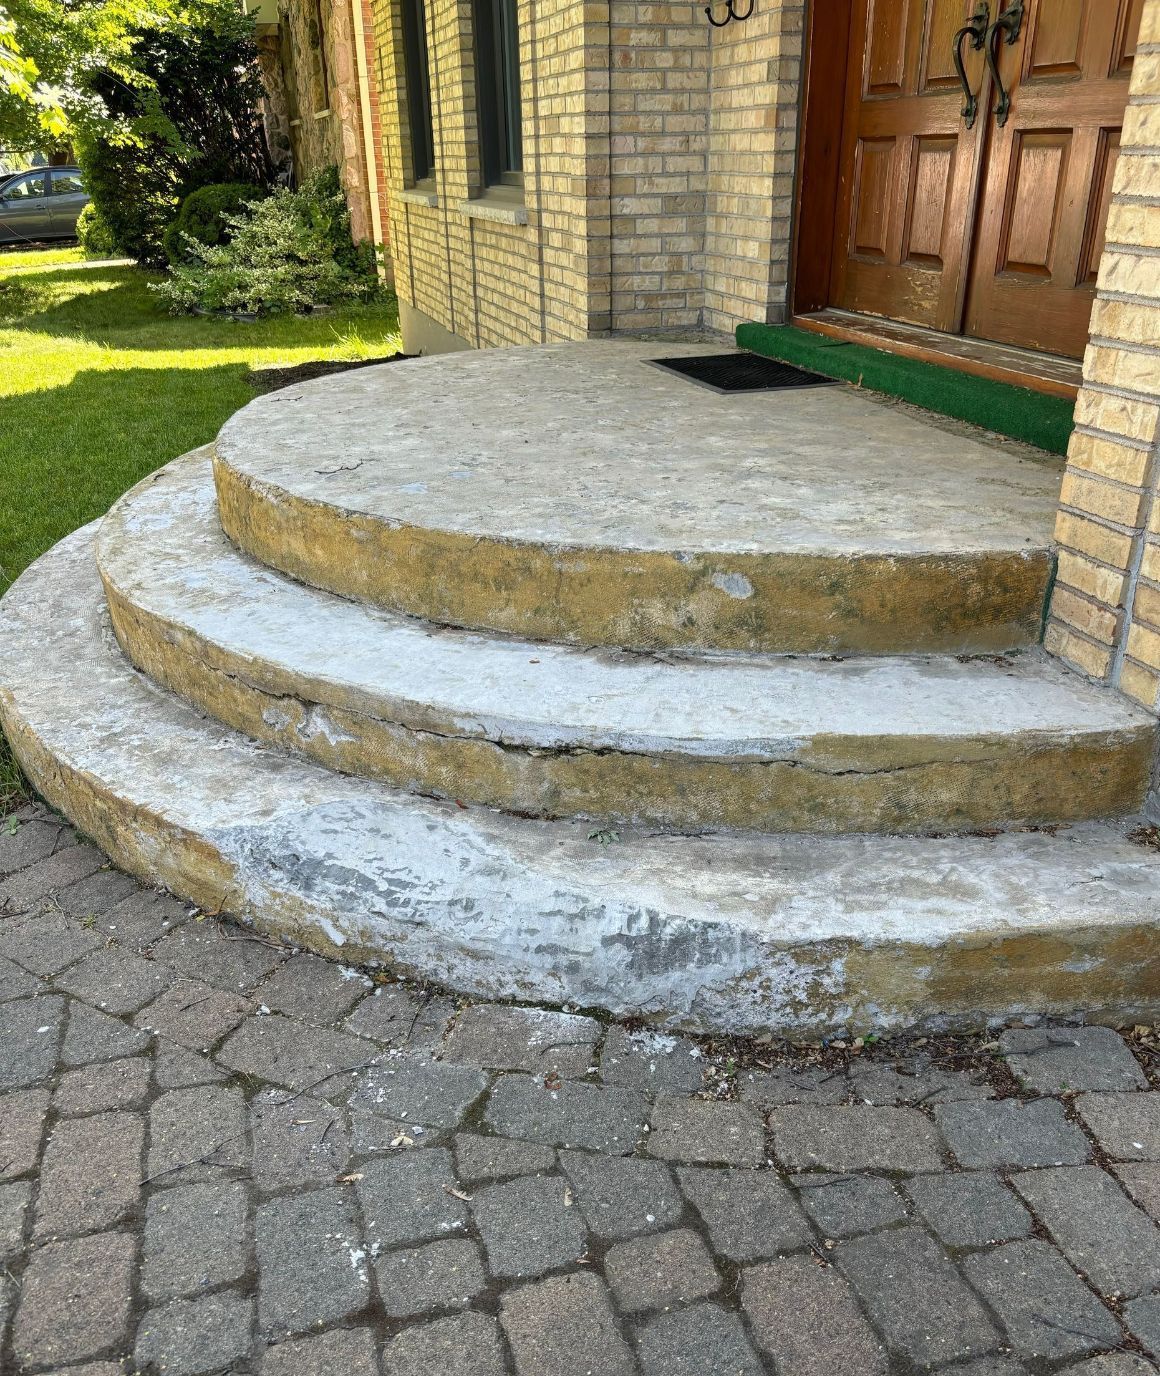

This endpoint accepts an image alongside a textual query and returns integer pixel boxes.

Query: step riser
[6,677,1160,1038]
[4,527,1159,1038]
[215,456,1054,656]
[104,584,1156,835]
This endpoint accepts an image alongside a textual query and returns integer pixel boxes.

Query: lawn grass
[0,245,89,269]
[0,258,402,587]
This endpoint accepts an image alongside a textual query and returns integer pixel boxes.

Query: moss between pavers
[735,323,1075,456]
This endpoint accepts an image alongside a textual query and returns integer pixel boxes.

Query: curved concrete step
[2,524,1159,1035]
[214,341,1061,656]
[99,454,1155,835]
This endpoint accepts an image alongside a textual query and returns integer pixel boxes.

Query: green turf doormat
[735,323,1075,456]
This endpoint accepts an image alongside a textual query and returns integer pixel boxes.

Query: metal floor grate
[649,352,838,394]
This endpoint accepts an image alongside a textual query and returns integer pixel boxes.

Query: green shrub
[77,135,182,266]
[154,168,379,316]
[162,182,267,265]
[76,202,119,258]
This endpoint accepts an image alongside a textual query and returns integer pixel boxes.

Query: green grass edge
[735,322,1075,456]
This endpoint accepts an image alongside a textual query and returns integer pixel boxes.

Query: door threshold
[793,309,1082,401]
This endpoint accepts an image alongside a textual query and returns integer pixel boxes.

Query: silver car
[0,167,90,246]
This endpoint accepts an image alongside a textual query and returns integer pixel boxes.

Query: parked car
[0,167,90,245]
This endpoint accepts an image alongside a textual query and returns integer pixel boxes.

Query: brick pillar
[1045,1,1160,714]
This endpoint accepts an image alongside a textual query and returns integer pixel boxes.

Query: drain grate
[648,352,838,394]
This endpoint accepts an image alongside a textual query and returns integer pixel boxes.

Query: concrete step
[2,522,1159,1035]
[213,341,1062,656]
[99,454,1155,835]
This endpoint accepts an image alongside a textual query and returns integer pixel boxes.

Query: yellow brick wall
[367,0,800,343]
[1045,0,1160,714]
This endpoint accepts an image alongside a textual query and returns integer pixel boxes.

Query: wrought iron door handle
[953,2,991,128]
[985,0,1025,127]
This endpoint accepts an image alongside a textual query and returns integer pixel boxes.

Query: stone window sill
[313,108,331,120]
[457,190,528,226]
[396,186,439,208]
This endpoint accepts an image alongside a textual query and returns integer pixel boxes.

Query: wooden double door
[831,0,1143,359]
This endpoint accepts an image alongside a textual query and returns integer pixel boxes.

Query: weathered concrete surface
[98,455,1154,835]
[2,527,1159,1036]
[213,342,1061,655]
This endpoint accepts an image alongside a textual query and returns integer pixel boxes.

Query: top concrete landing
[217,341,1061,557]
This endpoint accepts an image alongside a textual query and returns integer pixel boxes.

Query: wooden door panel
[831,0,989,330]
[963,0,1137,358]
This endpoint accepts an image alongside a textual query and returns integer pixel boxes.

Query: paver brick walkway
[2,801,1159,1375]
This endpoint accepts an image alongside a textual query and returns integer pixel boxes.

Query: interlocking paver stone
[12,1231,135,1368]
[605,1227,719,1311]
[0,953,40,1002]
[55,866,140,917]
[0,817,61,874]
[678,1165,813,1260]
[906,1171,1033,1247]
[486,1074,646,1153]
[852,1061,994,1105]
[343,983,454,1050]
[0,995,64,1088]
[62,1001,151,1065]
[0,1180,30,1258]
[262,1326,380,1376]
[0,843,107,914]
[770,1104,945,1172]
[500,1271,635,1376]
[961,1238,1122,1358]
[1114,1162,1160,1222]
[473,1172,587,1278]
[743,1253,888,1376]
[348,1054,488,1128]
[648,1096,765,1165]
[794,1172,908,1237]
[54,1055,151,1116]
[1066,1358,1160,1376]
[143,1180,248,1299]
[382,1311,507,1376]
[357,1147,469,1247]
[1125,1294,1160,1357]
[1011,1165,1160,1297]
[0,1086,50,1179]
[256,1187,369,1336]
[53,946,173,1014]
[250,1089,350,1190]
[256,953,370,1025]
[0,910,105,978]
[34,1110,143,1238]
[153,921,286,991]
[443,1003,600,1076]
[135,1291,254,1376]
[1000,1026,1148,1093]
[375,1237,486,1316]
[559,1150,682,1238]
[1075,1091,1160,1160]
[136,979,250,1050]
[147,1085,249,1184]
[350,1107,442,1152]
[935,1097,1091,1167]
[96,889,190,951]
[454,1131,556,1181]
[154,1039,228,1087]
[839,1225,999,1366]
[216,1013,372,1090]
[635,1302,764,1376]
[738,1064,849,1108]
[599,1026,705,1093]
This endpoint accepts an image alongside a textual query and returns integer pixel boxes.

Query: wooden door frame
[789,0,853,317]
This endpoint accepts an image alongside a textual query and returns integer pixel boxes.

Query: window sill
[396,186,439,208]
[458,190,528,226]
[313,108,331,120]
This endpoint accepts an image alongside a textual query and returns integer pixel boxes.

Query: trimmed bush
[162,182,267,265]
[76,202,119,258]
[154,167,378,316]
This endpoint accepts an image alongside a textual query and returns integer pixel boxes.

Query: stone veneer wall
[368,0,801,343]
[1046,0,1160,716]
